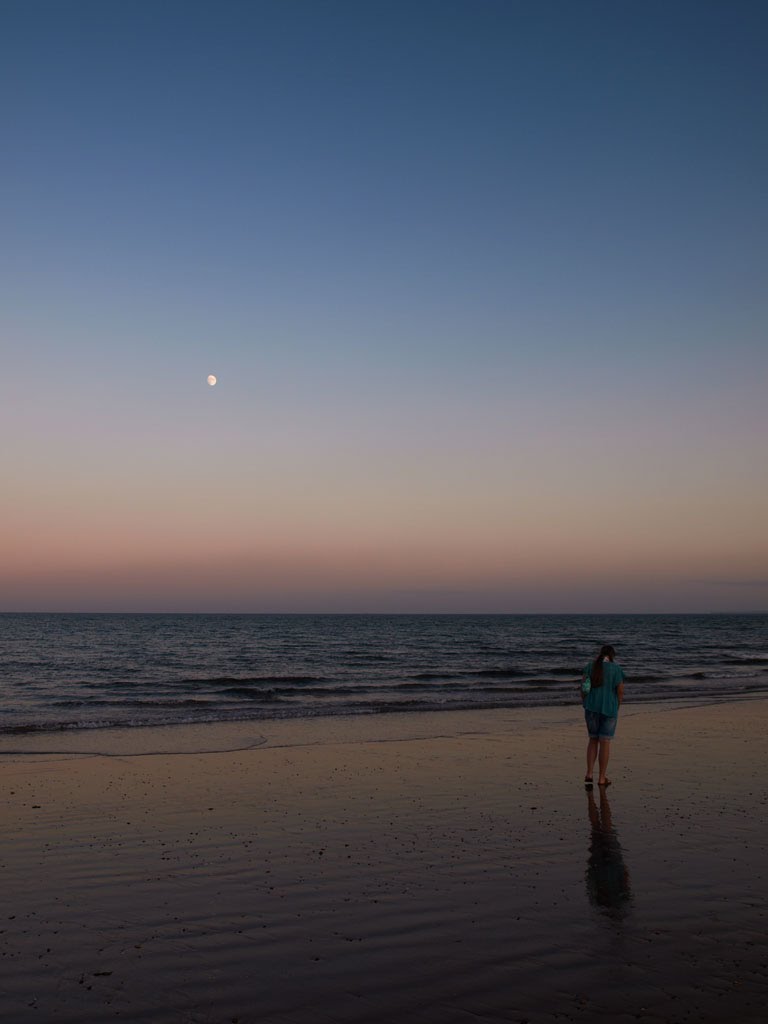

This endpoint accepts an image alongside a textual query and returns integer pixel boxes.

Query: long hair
[590,645,616,689]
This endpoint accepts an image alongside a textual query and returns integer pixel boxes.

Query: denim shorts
[585,709,617,739]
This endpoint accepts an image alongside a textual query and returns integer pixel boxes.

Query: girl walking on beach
[581,645,625,788]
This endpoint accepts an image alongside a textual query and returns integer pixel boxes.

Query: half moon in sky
[207,375,217,386]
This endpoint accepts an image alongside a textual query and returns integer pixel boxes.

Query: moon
[207,375,217,386]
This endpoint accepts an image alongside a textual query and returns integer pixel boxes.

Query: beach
[2,699,767,1023]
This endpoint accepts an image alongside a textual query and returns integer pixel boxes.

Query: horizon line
[1,609,766,617]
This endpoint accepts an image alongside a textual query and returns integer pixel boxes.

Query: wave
[411,667,535,681]
[180,674,330,686]
[51,697,221,708]
[410,671,471,681]
[394,681,483,692]
[474,667,530,679]
[5,679,768,738]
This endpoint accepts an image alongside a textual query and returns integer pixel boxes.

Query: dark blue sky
[5,0,765,335]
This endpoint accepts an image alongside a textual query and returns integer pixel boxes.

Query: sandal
[597,779,612,787]
[584,776,593,788]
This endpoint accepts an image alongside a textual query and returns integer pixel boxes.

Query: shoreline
[2,688,768,758]
[3,700,767,1022]
[4,684,768,757]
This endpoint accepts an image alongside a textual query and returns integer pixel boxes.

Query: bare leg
[586,737,599,780]
[598,739,611,784]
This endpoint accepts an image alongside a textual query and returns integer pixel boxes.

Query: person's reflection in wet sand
[585,787,633,919]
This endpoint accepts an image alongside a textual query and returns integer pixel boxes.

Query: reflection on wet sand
[585,787,633,919]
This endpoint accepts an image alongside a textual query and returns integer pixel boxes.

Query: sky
[2,0,766,613]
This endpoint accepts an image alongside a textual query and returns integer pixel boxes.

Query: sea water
[1,613,766,734]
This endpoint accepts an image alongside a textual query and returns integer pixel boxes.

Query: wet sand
[2,699,767,1023]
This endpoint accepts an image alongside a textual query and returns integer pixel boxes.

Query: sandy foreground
[1,699,767,1024]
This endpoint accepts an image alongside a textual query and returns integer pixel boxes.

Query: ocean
[1,613,766,736]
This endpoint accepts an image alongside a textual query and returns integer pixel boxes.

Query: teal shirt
[583,661,624,717]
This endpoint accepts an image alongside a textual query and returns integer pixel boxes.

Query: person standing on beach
[581,644,624,788]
